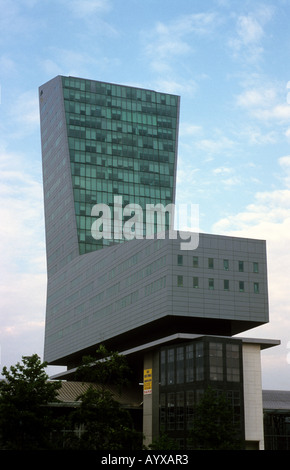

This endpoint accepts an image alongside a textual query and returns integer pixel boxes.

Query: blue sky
[1,0,290,388]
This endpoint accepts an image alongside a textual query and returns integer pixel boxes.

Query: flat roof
[49,333,280,380]
[263,390,290,411]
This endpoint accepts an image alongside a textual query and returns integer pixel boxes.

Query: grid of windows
[176,256,261,293]
[160,388,242,447]
[61,77,179,254]
[161,342,205,386]
[176,277,260,293]
[160,339,241,385]
[159,339,244,447]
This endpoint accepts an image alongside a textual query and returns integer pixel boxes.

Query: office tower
[40,76,179,264]
[39,76,279,449]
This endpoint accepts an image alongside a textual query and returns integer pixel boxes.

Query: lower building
[263,390,290,450]
[53,333,279,449]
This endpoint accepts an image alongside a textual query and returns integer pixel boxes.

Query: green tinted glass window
[62,77,179,254]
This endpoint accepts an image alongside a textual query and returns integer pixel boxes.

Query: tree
[189,387,243,450]
[0,354,62,450]
[75,344,132,393]
[67,345,143,450]
[149,432,179,450]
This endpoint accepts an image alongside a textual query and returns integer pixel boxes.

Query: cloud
[279,155,290,188]
[252,104,290,122]
[41,48,121,79]
[212,166,243,187]
[211,156,290,388]
[0,55,17,76]
[236,15,264,45]
[236,126,277,146]
[0,146,47,369]
[5,90,40,139]
[237,88,277,109]
[0,150,45,272]
[60,0,117,37]
[155,12,218,38]
[213,166,233,174]
[67,0,112,17]
[179,123,203,137]
[235,80,290,127]
[0,1,24,36]
[196,134,235,156]
[143,12,218,75]
[154,79,198,97]
[229,6,274,63]
[285,128,290,139]
[0,0,44,43]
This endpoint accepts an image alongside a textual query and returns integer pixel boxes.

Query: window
[193,256,198,268]
[176,347,184,384]
[177,275,183,287]
[239,281,244,292]
[224,259,229,270]
[226,344,240,382]
[253,262,259,273]
[208,258,214,269]
[224,279,229,291]
[238,261,244,272]
[176,392,184,430]
[185,345,194,382]
[208,278,214,290]
[227,390,241,425]
[160,393,166,430]
[167,392,175,430]
[209,342,223,381]
[167,348,175,384]
[254,282,259,293]
[196,342,204,381]
[177,254,183,266]
[186,391,194,429]
[193,277,199,288]
[160,350,166,386]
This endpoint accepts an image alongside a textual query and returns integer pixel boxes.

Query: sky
[0,0,290,389]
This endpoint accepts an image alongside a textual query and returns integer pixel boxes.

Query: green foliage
[189,387,243,450]
[68,386,142,450]
[0,354,62,450]
[75,344,132,393]
[66,345,143,450]
[149,432,179,450]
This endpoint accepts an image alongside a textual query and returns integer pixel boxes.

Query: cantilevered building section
[39,76,277,449]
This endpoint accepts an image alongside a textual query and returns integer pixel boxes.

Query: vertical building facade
[40,75,179,268]
[39,75,279,449]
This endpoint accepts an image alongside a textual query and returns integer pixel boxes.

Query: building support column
[143,350,159,448]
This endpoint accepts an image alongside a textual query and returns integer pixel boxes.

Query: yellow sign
[143,368,152,395]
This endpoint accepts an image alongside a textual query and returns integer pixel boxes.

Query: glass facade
[159,337,244,448]
[61,76,179,254]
